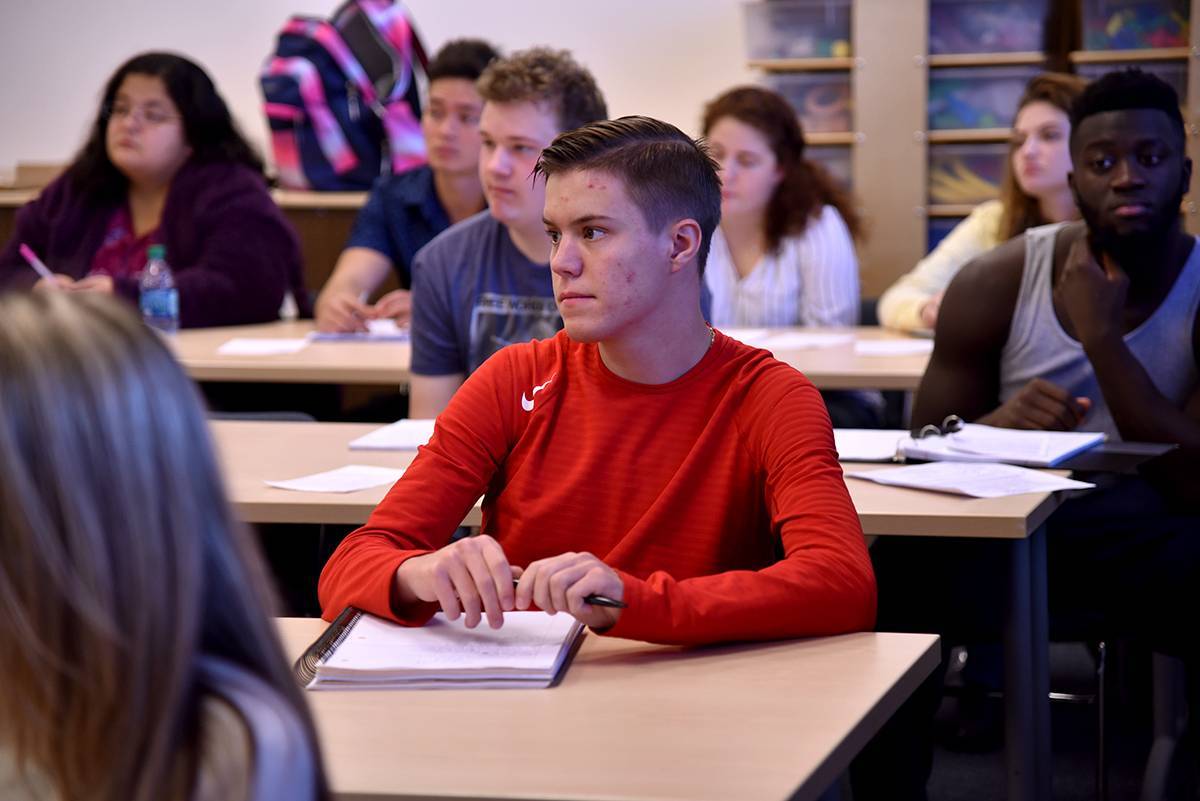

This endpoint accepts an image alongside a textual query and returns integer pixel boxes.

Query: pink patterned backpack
[261,0,428,190]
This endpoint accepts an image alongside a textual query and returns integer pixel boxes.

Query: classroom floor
[930,644,1194,801]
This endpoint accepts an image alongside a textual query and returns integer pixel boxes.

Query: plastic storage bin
[928,217,964,252]
[929,0,1048,54]
[1082,0,1189,50]
[928,142,1007,205]
[928,66,1040,129]
[1078,60,1187,101]
[766,72,853,132]
[807,145,852,190]
[743,0,852,60]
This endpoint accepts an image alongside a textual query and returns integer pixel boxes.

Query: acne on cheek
[625,271,635,285]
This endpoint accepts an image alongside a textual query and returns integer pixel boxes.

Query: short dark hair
[477,47,607,133]
[535,116,722,272]
[1069,67,1185,150]
[427,39,499,83]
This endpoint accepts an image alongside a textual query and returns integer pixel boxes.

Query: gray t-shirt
[410,211,561,376]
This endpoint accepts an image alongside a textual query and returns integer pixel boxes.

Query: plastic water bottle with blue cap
[139,244,179,334]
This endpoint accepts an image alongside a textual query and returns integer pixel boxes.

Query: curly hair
[702,85,863,253]
[476,47,607,132]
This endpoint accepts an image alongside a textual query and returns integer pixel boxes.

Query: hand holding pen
[19,243,72,290]
[394,534,625,631]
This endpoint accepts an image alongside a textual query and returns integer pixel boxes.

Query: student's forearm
[1085,334,1200,448]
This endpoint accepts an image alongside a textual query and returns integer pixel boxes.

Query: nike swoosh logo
[520,375,555,413]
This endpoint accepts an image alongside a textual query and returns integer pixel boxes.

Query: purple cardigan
[0,160,311,327]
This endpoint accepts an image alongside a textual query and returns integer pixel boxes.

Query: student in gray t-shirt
[411,209,562,377]
[406,48,607,418]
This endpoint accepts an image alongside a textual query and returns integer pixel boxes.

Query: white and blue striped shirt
[704,205,860,328]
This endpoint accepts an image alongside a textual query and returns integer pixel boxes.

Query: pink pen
[18,243,58,285]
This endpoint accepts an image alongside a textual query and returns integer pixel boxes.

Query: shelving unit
[742,0,1200,296]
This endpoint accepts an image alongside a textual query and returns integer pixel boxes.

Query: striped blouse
[704,205,860,328]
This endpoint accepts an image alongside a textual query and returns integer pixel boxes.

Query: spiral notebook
[295,607,586,690]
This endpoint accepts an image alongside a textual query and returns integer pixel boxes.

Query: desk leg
[1030,525,1051,796]
[1003,526,1052,801]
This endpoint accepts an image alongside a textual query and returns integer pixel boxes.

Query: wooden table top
[214,421,1062,538]
[278,617,940,801]
[178,321,927,390]
[212,420,480,527]
[173,321,410,385]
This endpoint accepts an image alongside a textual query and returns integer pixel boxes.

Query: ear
[1066,170,1081,208]
[666,218,703,275]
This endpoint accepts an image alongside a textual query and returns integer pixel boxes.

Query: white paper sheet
[308,318,410,342]
[349,418,436,450]
[720,328,772,346]
[834,429,907,462]
[265,464,405,493]
[854,339,934,357]
[845,462,1095,499]
[217,337,310,356]
[760,331,855,350]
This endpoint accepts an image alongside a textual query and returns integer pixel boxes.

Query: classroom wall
[0,0,756,180]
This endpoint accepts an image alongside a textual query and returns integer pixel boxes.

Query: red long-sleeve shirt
[319,330,876,645]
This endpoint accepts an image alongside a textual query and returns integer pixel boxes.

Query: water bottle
[139,244,179,334]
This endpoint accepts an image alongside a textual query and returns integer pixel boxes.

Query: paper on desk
[349,418,436,450]
[217,338,310,356]
[760,331,855,350]
[308,318,410,342]
[854,339,934,357]
[265,464,405,493]
[720,328,771,346]
[835,429,906,461]
[845,462,1095,498]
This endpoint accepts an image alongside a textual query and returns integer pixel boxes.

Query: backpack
[260,0,428,190]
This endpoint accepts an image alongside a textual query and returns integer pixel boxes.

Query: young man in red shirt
[318,116,875,645]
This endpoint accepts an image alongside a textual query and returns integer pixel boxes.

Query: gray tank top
[999,222,1200,441]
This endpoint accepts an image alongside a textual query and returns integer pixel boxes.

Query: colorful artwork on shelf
[928,69,1035,129]
[929,0,1048,55]
[1083,0,1189,50]
[929,146,1006,205]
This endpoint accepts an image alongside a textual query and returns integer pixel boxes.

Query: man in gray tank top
[855,69,1200,801]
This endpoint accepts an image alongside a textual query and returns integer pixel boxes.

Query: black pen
[511,578,626,609]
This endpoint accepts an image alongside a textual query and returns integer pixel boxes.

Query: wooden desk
[181,322,925,390]
[278,617,939,801]
[218,421,1057,801]
[755,326,931,391]
[174,321,409,385]
[212,420,480,527]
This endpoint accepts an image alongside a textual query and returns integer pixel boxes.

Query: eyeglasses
[104,102,181,126]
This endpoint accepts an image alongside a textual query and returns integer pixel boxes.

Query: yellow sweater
[878,199,1005,332]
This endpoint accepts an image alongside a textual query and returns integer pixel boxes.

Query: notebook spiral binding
[293,606,363,687]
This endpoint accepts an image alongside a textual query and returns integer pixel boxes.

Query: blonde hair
[0,292,327,801]
[998,71,1089,240]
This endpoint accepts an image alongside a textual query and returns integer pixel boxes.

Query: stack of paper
[846,462,1095,498]
[899,424,1104,467]
[349,418,436,450]
[300,611,585,690]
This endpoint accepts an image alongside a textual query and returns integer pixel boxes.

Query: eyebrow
[543,214,617,228]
